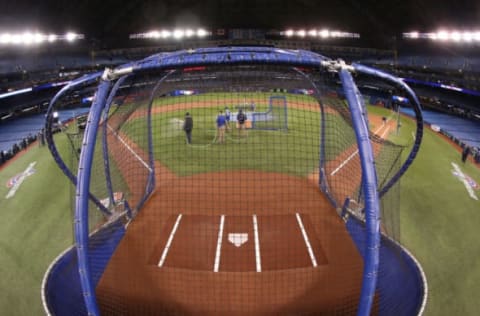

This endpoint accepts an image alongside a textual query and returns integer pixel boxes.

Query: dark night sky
[0,0,479,39]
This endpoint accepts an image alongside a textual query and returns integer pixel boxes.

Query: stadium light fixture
[474,32,480,41]
[451,31,461,42]
[22,32,34,45]
[161,30,171,38]
[129,28,211,40]
[66,32,77,42]
[0,33,11,44]
[297,30,306,37]
[47,34,57,42]
[437,30,449,41]
[409,31,419,39]
[0,31,84,46]
[173,29,184,39]
[34,33,44,43]
[319,29,330,38]
[281,29,359,39]
[148,31,160,38]
[403,30,480,43]
[197,28,208,37]
[11,34,22,44]
[462,32,473,42]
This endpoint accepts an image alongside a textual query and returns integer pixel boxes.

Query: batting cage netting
[43,47,426,316]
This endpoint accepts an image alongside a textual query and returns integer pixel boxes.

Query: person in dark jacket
[236,109,247,137]
[462,145,471,163]
[183,112,193,144]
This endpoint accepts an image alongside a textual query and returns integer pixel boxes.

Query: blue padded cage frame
[43,46,425,316]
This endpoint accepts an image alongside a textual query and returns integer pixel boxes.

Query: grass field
[0,135,72,316]
[121,94,353,177]
[369,105,480,315]
[0,102,479,315]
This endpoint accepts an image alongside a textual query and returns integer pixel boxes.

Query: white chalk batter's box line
[157,213,319,271]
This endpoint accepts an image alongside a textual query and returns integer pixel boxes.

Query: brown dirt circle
[97,171,364,315]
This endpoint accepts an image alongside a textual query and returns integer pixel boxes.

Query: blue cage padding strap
[353,63,423,197]
[340,69,381,316]
[45,71,111,216]
[75,79,113,316]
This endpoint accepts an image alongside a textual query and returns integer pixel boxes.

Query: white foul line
[373,123,388,137]
[296,213,318,267]
[213,215,225,272]
[330,149,359,176]
[107,124,152,172]
[451,162,478,200]
[252,214,262,272]
[380,125,391,139]
[330,123,387,176]
[158,214,183,267]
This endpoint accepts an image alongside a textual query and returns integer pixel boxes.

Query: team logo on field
[5,162,37,199]
[451,171,479,190]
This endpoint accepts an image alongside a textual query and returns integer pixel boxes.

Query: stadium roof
[0,0,479,45]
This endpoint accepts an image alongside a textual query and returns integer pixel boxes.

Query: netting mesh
[74,65,377,315]
[45,60,422,315]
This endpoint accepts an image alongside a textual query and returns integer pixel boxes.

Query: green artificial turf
[398,116,480,316]
[0,101,479,315]
[0,134,73,315]
[122,93,353,178]
[369,105,480,314]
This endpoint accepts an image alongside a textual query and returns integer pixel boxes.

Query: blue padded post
[340,69,380,316]
[45,71,111,216]
[128,47,331,73]
[75,79,112,316]
[353,63,423,197]
[102,75,130,208]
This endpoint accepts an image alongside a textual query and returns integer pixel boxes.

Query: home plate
[228,233,248,247]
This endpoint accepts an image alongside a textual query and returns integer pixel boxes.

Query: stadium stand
[0,108,89,167]
[401,108,480,162]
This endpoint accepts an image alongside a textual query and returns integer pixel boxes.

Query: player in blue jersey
[216,110,227,144]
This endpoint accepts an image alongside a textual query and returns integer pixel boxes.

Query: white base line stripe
[107,124,152,172]
[213,215,225,272]
[253,214,262,272]
[158,214,183,267]
[330,149,359,176]
[451,162,478,200]
[372,123,387,137]
[330,123,386,176]
[296,213,318,267]
[380,126,391,139]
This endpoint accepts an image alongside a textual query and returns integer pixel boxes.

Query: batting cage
[43,47,426,315]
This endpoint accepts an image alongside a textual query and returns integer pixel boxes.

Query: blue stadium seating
[0,108,90,153]
[401,108,480,149]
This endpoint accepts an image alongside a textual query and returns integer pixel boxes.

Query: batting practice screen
[43,47,426,316]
